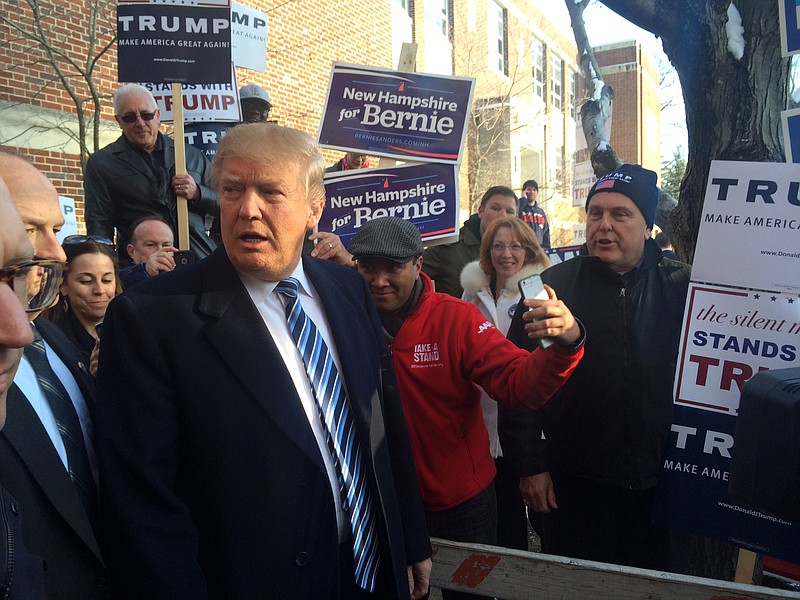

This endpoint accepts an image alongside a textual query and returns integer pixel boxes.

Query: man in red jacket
[349,217,583,600]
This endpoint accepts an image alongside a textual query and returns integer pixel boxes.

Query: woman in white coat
[460,216,550,551]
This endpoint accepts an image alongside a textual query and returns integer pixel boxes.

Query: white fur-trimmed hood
[460,260,546,298]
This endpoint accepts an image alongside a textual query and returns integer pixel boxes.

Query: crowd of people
[0,81,695,599]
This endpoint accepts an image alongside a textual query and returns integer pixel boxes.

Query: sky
[537,0,689,161]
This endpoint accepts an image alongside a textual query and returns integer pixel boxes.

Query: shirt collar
[237,261,312,299]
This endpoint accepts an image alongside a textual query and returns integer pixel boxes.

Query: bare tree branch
[565,0,679,238]
[0,0,116,173]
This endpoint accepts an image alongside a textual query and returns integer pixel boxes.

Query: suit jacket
[84,132,219,259]
[95,248,432,599]
[0,318,109,599]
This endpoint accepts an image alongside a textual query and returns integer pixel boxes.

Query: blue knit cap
[585,164,658,228]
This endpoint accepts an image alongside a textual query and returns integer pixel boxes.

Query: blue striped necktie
[24,323,98,526]
[275,277,380,591]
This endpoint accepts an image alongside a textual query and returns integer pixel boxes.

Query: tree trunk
[600,0,790,263]
[595,0,788,580]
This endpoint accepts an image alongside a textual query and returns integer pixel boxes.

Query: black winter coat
[501,239,691,489]
[0,485,47,599]
[84,133,218,260]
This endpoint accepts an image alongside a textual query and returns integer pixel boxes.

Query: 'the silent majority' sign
[654,160,800,563]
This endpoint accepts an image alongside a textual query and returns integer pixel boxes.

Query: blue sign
[782,108,800,163]
[779,0,800,56]
[184,122,233,159]
[117,2,231,84]
[318,63,475,164]
[320,163,459,247]
[654,404,800,563]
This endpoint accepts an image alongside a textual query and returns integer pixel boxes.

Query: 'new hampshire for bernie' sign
[318,63,475,164]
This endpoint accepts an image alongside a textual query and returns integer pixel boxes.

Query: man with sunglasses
[0,153,111,599]
[84,83,219,262]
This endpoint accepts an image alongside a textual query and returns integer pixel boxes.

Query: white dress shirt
[13,333,99,484]
[240,262,350,542]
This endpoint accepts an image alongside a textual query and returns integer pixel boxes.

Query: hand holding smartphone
[518,274,554,349]
[173,250,195,268]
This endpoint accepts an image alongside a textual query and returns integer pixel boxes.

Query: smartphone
[173,250,196,268]
[518,274,554,349]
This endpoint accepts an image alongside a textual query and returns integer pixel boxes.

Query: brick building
[393,0,584,245]
[0,0,395,228]
[594,40,662,177]
[0,1,659,246]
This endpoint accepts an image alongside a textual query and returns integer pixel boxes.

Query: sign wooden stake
[171,83,190,252]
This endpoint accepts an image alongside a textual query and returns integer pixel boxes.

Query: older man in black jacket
[502,164,691,573]
[84,84,218,260]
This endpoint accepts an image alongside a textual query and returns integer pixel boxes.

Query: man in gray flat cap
[349,216,584,600]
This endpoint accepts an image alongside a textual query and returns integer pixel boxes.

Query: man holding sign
[84,84,219,261]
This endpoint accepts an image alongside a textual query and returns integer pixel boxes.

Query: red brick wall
[594,41,661,176]
[0,0,394,227]
[0,144,86,227]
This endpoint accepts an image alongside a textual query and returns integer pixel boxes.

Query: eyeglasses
[490,243,524,253]
[118,111,157,124]
[62,234,114,247]
[0,259,65,314]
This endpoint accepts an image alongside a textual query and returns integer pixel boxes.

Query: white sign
[573,223,586,244]
[572,160,595,208]
[144,64,240,123]
[57,196,78,240]
[674,283,800,415]
[231,3,267,72]
[692,161,800,292]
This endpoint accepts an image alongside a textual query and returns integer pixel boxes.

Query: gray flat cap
[239,84,271,105]
[348,217,423,263]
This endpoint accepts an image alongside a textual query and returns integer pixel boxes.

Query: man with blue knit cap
[503,164,692,572]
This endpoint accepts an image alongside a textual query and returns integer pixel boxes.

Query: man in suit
[84,83,219,260]
[0,174,51,599]
[0,153,110,598]
[95,123,433,599]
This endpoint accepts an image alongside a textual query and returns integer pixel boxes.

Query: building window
[425,0,449,37]
[488,1,507,75]
[568,70,577,118]
[555,143,564,187]
[532,38,545,100]
[393,0,412,16]
[551,55,563,110]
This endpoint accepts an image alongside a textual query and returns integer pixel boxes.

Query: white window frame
[551,55,563,110]
[532,38,545,99]
[488,1,507,75]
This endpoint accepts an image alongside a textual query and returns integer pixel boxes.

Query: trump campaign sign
[117,0,231,84]
[654,160,800,563]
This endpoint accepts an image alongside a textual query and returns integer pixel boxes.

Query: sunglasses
[62,234,114,247]
[0,259,65,314]
[118,111,157,124]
